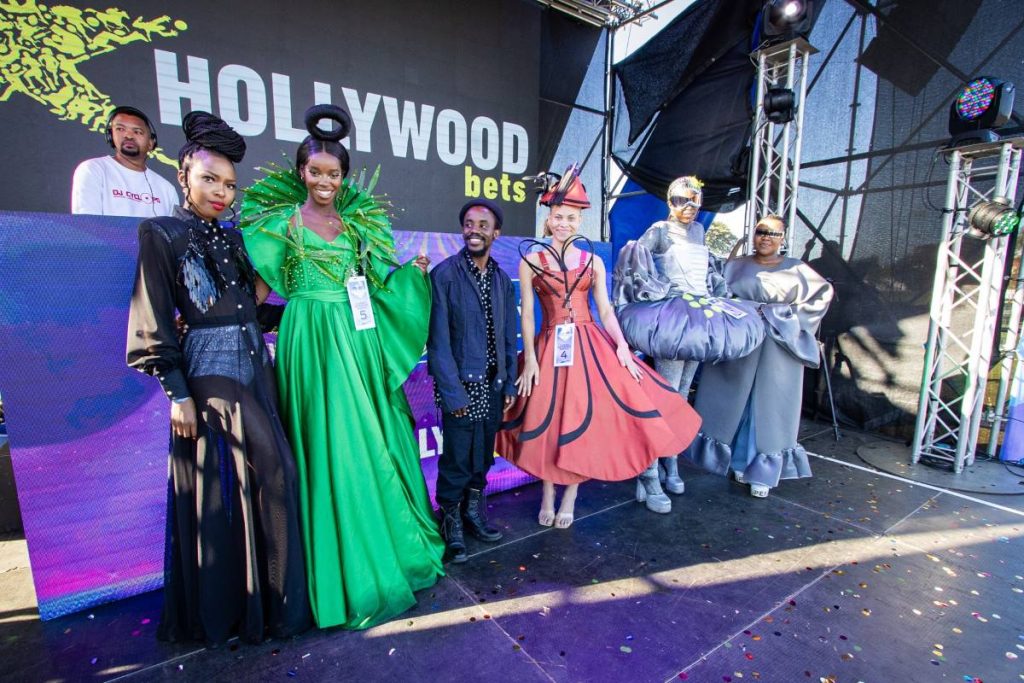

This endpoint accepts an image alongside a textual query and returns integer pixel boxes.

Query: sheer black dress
[127,206,311,645]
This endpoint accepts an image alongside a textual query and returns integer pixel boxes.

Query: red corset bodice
[533,252,594,329]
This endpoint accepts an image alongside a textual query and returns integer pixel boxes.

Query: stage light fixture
[762,0,813,40]
[948,76,1015,145]
[763,87,796,124]
[968,197,1021,238]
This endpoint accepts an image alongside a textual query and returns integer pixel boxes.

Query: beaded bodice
[281,220,359,297]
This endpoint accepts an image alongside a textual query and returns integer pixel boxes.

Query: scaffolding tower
[744,38,817,254]
[912,137,1024,472]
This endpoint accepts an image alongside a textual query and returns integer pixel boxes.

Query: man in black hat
[71,105,178,217]
[427,198,518,563]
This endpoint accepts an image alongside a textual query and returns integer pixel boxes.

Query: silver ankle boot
[661,456,685,495]
[636,462,671,514]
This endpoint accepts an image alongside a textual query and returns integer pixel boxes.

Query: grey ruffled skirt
[684,430,812,488]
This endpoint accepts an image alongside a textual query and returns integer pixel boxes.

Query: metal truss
[987,144,1024,459]
[744,38,817,255]
[912,138,1024,472]
[533,0,654,27]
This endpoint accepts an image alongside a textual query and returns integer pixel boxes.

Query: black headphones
[105,105,157,149]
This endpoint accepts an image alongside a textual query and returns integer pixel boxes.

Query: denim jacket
[427,248,519,412]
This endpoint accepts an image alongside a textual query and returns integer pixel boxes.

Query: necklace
[301,206,343,233]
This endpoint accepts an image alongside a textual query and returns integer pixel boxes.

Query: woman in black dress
[126,111,310,646]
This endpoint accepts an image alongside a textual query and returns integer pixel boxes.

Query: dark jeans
[435,389,503,508]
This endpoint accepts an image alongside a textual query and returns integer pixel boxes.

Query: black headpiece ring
[304,104,352,142]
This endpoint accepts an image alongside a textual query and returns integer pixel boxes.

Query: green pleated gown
[241,171,444,630]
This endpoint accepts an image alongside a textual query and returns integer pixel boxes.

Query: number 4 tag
[553,323,575,367]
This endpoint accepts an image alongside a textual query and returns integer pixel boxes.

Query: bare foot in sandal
[539,481,556,526]
[554,484,578,529]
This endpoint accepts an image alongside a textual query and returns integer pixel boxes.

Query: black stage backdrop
[536,12,603,173]
[789,0,1024,435]
[0,0,542,235]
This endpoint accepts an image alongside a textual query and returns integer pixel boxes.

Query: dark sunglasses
[754,228,784,238]
[669,196,700,209]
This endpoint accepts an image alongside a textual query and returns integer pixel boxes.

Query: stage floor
[2,421,1022,682]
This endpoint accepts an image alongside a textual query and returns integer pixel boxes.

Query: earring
[226,203,238,225]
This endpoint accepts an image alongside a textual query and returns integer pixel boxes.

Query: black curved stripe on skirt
[500,411,525,430]
[508,359,560,440]
[642,362,678,393]
[557,331,594,447]
[585,330,661,419]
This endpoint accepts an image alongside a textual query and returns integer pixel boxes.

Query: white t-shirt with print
[70,156,179,217]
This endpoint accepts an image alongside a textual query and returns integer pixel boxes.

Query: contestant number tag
[553,323,576,367]
[716,299,748,319]
[346,275,376,330]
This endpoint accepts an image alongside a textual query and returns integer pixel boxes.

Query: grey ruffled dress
[684,255,834,488]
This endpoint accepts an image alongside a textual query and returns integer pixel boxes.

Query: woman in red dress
[498,166,701,528]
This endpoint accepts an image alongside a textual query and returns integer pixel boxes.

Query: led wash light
[968,197,1021,239]
[948,77,1015,145]
[956,79,996,120]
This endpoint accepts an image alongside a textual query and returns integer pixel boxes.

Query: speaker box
[857,0,982,96]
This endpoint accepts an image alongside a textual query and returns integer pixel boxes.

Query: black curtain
[614,36,756,210]
[612,0,763,210]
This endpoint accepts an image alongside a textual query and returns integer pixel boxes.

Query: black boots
[439,504,467,564]
[438,488,503,564]
[461,488,503,542]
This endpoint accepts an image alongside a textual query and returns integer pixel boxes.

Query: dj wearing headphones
[71,105,179,217]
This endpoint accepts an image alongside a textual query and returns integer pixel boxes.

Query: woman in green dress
[240,105,444,630]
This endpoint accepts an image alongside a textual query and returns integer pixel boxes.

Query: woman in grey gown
[684,215,833,498]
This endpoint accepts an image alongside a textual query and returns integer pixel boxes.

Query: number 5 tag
[553,323,575,367]
[346,275,376,330]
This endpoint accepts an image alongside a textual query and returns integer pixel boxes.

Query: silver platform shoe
[636,462,671,514]
[660,456,685,495]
